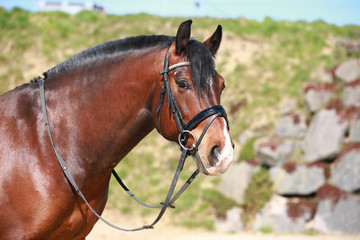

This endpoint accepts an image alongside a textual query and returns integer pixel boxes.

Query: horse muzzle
[192,117,234,175]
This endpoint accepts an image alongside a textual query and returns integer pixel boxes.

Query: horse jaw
[194,119,233,175]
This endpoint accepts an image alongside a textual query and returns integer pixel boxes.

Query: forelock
[182,40,215,95]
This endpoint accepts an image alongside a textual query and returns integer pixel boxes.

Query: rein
[37,44,229,232]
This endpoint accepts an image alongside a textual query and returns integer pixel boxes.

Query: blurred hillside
[1,7,360,231]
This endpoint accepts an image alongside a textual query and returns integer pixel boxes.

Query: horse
[0,19,234,239]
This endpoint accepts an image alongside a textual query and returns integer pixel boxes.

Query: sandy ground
[87,207,360,240]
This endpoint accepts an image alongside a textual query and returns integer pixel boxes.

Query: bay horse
[0,20,234,239]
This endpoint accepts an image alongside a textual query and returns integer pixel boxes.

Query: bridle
[155,45,229,169]
[38,43,229,232]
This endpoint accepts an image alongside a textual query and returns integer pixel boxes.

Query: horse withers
[0,20,234,239]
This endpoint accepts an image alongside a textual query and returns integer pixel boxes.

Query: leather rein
[38,44,229,231]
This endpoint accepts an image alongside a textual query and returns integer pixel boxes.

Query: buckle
[178,130,197,151]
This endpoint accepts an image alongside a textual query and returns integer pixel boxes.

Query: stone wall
[217,58,360,234]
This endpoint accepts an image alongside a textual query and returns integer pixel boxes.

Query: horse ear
[175,19,192,55]
[203,25,222,56]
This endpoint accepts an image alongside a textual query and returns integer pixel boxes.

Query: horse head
[154,20,234,175]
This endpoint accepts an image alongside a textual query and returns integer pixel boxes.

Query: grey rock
[302,109,348,162]
[335,39,360,55]
[343,80,360,107]
[214,207,243,232]
[255,138,296,166]
[270,163,327,195]
[313,185,360,234]
[218,161,260,204]
[238,129,255,145]
[274,112,307,139]
[349,114,360,142]
[304,84,334,113]
[252,195,309,233]
[315,67,335,83]
[330,146,360,192]
[279,99,297,115]
[335,59,360,83]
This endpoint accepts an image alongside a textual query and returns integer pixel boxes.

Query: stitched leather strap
[157,46,191,133]
[112,168,199,209]
[185,105,228,131]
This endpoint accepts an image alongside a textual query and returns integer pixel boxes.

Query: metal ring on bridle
[178,130,197,151]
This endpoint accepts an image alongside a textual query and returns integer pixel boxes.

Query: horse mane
[38,35,215,94]
[43,35,175,79]
[184,39,215,94]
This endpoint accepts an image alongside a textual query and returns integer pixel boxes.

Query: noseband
[38,44,229,232]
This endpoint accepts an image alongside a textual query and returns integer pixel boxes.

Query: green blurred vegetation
[242,167,273,227]
[259,225,273,234]
[202,188,239,219]
[239,137,257,161]
[1,7,359,230]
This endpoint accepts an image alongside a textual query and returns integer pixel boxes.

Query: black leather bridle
[156,45,229,152]
[39,43,229,232]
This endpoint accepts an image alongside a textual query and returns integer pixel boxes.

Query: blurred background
[1,1,360,239]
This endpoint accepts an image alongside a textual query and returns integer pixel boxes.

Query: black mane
[183,39,215,94]
[41,35,215,93]
[44,35,175,79]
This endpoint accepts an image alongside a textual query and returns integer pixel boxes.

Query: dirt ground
[87,207,360,240]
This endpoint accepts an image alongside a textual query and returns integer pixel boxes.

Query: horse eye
[177,80,188,89]
[222,84,226,91]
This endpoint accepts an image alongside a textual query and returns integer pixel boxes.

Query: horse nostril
[210,146,220,166]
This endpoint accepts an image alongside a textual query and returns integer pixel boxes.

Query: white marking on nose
[207,119,234,175]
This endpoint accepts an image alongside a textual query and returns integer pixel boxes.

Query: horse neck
[44,47,164,175]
